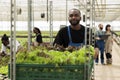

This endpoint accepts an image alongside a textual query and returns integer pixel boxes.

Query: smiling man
[53,8,85,48]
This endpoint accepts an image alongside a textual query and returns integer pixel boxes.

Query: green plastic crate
[8,59,94,80]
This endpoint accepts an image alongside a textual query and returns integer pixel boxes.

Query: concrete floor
[94,42,120,80]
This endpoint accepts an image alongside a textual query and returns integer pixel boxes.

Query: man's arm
[1,44,7,53]
[0,44,7,56]
[15,40,21,53]
[95,31,100,40]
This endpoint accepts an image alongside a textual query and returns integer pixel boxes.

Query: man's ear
[80,16,81,21]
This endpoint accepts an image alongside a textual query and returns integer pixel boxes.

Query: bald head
[69,8,81,16]
[68,8,81,27]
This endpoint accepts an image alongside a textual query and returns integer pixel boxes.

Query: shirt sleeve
[95,31,99,37]
[1,44,7,53]
[15,40,21,52]
[53,28,68,47]
[36,34,42,43]
[53,30,63,45]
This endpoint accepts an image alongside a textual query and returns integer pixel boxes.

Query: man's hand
[96,37,101,40]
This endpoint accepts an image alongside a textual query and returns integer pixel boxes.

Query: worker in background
[0,34,21,56]
[104,24,114,64]
[53,8,85,48]
[95,24,105,65]
[32,27,43,46]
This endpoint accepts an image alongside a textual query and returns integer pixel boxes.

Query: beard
[100,27,103,30]
[69,19,80,26]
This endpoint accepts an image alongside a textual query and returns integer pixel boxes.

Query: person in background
[53,8,85,48]
[32,27,43,46]
[0,34,21,56]
[95,24,105,65]
[104,24,113,64]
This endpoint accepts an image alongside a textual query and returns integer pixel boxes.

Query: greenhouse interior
[0,0,120,80]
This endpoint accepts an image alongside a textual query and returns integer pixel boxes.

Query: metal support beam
[66,0,68,25]
[85,0,93,80]
[10,0,16,80]
[28,0,32,50]
[47,0,48,21]
[85,0,91,45]
[49,1,53,45]
[91,1,95,79]
[92,0,95,47]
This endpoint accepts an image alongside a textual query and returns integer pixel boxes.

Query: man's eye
[69,15,73,17]
[69,14,79,17]
[74,14,79,17]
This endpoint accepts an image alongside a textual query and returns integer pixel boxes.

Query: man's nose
[72,16,76,19]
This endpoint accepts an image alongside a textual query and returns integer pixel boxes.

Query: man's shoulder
[59,26,68,31]
[60,24,85,30]
[80,24,85,27]
[80,24,85,30]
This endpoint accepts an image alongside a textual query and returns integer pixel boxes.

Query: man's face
[68,10,81,26]
[99,24,103,30]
